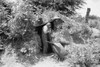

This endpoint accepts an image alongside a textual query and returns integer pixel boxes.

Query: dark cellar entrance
[35,18,63,54]
[36,26,53,54]
[35,23,54,54]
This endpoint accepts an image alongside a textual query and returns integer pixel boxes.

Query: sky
[5,0,100,17]
[77,0,100,17]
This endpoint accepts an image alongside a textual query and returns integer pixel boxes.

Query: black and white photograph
[0,0,100,67]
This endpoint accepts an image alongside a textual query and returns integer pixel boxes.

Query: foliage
[0,45,25,67]
[71,15,85,23]
[26,0,85,16]
[1,0,100,67]
[89,15,99,20]
[0,0,41,64]
[51,16,100,66]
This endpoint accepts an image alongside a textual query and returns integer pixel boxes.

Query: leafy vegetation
[1,0,100,67]
[27,0,85,16]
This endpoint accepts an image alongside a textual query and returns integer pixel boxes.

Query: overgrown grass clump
[0,0,100,67]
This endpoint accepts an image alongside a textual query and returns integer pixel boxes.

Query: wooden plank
[85,8,91,23]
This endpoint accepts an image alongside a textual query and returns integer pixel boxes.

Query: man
[42,22,51,54]
[47,41,68,61]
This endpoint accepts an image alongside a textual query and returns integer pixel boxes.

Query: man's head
[43,23,51,34]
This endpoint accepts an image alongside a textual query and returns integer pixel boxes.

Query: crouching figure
[48,41,68,61]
